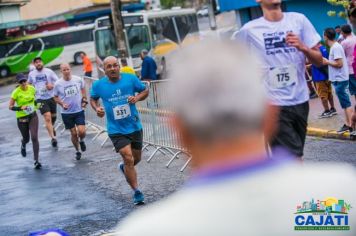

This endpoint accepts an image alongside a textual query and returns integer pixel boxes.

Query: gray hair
[168,40,266,143]
[141,49,149,56]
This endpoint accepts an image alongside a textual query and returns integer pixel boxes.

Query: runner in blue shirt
[90,56,149,205]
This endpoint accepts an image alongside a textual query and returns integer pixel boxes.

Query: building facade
[20,0,148,20]
[0,0,29,23]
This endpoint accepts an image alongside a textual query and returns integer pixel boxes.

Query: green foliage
[327,0,350,18]
[161,0,186,8]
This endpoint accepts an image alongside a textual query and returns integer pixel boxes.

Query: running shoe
[118,162,125,174]
[21,143,26,157]
[337,124,352,134]
[318,110,332,119]
[34,161,42,169]
[79,141,86,152]
[133,190,145,205]
[51,138,58,148]
[75,152,82,160]
[329,107,338,116]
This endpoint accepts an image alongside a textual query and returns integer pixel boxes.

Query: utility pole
[110,0,128,58]
[207,0,217,30]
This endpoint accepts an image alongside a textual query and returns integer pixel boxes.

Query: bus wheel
[74,52,84,65]
[0,66,10,78]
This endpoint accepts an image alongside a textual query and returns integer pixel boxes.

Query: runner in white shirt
[236,0,323,158]
[54,63,88,160]
[28,57,59,148]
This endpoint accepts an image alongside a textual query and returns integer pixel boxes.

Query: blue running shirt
[90,73,146,135]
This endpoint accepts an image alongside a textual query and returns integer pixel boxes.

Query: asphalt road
[0,83,189,236]
[1,76,356,235]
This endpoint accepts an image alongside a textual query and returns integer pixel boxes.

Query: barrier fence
[55,76,191,172]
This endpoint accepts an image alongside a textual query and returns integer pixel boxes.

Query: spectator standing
[120,58,136,75]
[323,28,353,133]
[310,43,337,118]
[341,24,356,101]
[140,49,157,81]
[81,52,93,78]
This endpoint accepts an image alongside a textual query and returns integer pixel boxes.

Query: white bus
[0,24,95,77]
[93,8,200,77]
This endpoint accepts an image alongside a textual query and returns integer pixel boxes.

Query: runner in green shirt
[9,73,41,169]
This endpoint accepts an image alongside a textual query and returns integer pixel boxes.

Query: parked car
[197,6,209,17]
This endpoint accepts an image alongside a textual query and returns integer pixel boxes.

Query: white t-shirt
[328,42,349,82]
[54,75,84,114]
[117,162,356,236]
[28,68,59,100]
[237,12,321,106]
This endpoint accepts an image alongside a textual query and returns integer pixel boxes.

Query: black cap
[33,56,42,62]
[16,73,27,83]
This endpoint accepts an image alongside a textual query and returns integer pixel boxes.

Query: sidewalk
[308,94,356,140]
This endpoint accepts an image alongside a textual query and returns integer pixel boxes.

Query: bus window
[94,29,118,60]
[0,44,7,58]
[7,41,27,56]
[127,25,151,57]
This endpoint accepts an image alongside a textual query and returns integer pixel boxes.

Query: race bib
[113,104,131,120]
[64,85,79,97]
[24,105,34,115]
[268,65,297,89]
[39,88,47,96]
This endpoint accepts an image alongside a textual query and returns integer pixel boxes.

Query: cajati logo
[294,197,352,231]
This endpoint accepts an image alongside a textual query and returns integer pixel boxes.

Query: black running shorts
[37,97,57,115]
[270,102,309,157]
[109,129,143,152]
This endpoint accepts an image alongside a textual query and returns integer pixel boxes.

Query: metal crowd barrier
[56,76,191,172]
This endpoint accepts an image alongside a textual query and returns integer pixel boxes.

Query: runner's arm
[286,33,323,67]
[136,87,149,102]
[9,98,25,111]
[90,97,105,117]
[324,58,343,68]
[53,95,65,107]
[81,88,88,107]
[128,87,149,104]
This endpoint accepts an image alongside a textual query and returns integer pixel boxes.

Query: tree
[161,0,185,8]
[326,0,353,18]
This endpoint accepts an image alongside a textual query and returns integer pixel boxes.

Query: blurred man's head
[104,56,120,80]
[80,52,86,59]
[324,28,336,43]
[341,24,352,38]
[348,4,356,29]
[335,25,341,34]
[33,57,44,71]
[60,63,71,80]
[121,58,128,66]
[256,0,282,10]
[140,49,148,60]
[169,41,273,168]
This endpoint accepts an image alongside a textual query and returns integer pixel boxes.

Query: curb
[0,76,15,87]
[307,127,353,140]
